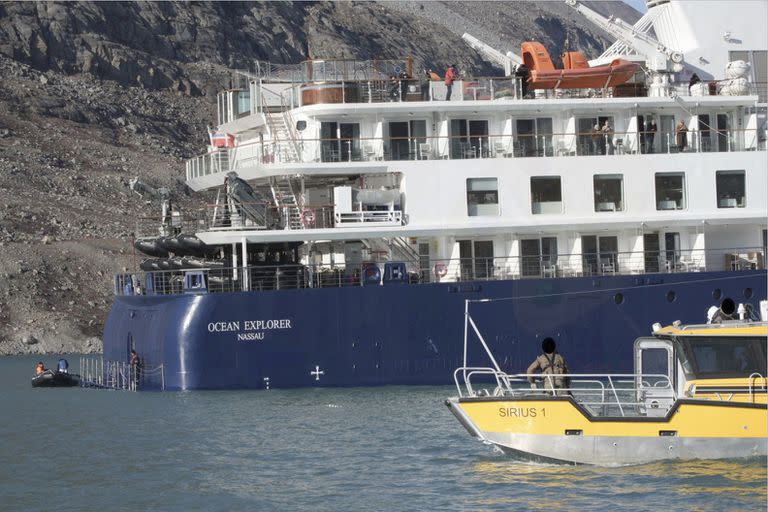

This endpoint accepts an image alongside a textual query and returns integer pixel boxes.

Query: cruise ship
[103,0,767,390]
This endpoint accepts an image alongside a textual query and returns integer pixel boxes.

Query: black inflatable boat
[31,370,80,388]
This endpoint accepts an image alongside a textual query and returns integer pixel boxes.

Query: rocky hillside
[0,1,638,355]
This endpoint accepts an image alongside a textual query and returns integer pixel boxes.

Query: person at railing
[526,337,569,396]
[646,119,657,153]
[130,349,142,388]
[602,120,614,155]
[444,64,457,101]
[675,119,688,151]
[420,69,431,101]
[590,124,602,155]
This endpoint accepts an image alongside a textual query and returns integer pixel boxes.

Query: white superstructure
[178,0,767,285]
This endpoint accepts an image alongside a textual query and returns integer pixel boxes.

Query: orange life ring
[301,209,316,226]
[434,262,448,278]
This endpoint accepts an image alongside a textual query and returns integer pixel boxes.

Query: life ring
[365,267,377,278]
[434,262,448,278]
[301,209,316,226]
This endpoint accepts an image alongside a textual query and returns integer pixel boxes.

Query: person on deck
[130,349,142,388]
[527,337,569,395]
[646,119,657,153]
[675,120,688,151]
[444,64,457,101]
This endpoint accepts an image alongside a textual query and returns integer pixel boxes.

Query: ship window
[593,174,624,212]
[320,122,360,162]
[388,120,427,160]
[520,237,558,277]
[458,240,494,280]
[451,119,489,159]
[680,336,767,379]
[515,118,553,157]
[716,170,745,208]
[655,172,686,210]
[576,116,614,156]
[530,177,562,214]
[466,178,498,216]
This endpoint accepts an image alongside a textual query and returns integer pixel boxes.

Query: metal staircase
[269,176,303,230]
[363,237,420,268]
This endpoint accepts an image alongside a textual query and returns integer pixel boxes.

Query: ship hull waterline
[102,270,767,390]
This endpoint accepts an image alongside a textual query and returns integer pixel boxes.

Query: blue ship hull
[103,270,766,390]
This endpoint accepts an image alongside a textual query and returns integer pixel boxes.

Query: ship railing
[453,367,676,418]
[185,126,765,180]
[78,356,165,391]
[117,245,767,296]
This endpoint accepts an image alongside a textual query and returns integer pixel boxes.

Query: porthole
[614,293,624,305]
[712,288,722,301]
[744,287,753,299]
[666,290,677,303]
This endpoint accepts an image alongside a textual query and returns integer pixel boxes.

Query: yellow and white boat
[446,301,768,465]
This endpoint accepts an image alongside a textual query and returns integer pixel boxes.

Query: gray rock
[24,334,38,345]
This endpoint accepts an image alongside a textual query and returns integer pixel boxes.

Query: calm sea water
[1,355,765,511]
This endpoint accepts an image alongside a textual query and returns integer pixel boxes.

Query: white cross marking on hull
[311,366,324,381]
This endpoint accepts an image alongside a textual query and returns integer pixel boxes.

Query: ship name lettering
[208,321,240,332]
[244,319,292,331]
[498,407,538,418]
[237,332,265,341]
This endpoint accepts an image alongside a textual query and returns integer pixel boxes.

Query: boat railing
[185,126,766,180]
[453,366,676,418]
[117,245,767,296]
[79,356,165,391]
[749,373,767,402]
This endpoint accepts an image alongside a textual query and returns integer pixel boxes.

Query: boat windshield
[677,336,767,380]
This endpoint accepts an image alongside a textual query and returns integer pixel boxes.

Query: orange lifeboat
[521,42,640,89]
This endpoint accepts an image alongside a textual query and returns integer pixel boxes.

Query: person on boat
[689,73,701,91]
[57,358,69,374]
[429,69,441,82]
[35,362,46,375]
[646,119,657,153]
[675,120,688,151]
[590,124,602,155]
[130,349,142,387]
[444,64,457,101]
[526,337,569,396]
[420,69,431,101]
[601,120,614,155]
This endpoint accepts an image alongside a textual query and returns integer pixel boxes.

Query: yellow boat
[446,301,768,465]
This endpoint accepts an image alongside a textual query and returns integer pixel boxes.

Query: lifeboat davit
[522,42,640,89]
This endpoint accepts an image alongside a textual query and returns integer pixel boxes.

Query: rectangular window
[531,176,562,214]
[515,118,554,157]
[466,178,498,216]
[451,119,489,159]
[387,120,427,160]
[655,172,686,210]
[593,174,624,212]
[716,170,745,208]
[458,240,494,280]
[582,235,618,275]
[520,237,558,277]
[320,122,361,162]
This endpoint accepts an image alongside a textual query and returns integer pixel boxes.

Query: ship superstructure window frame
[515,117,553,157]
[530,176,562,214]
[387,120,427,160]
[450,119,489,159]
[458,239,494,280]
[716,170,745,208]
[582,235,618,275]
[676,336,767,380]
[466,178,499,217]
[576,116,615,156]
[520,237,558,277]
[655,172,686,210]
[320,121,361,162]
[593,174,624,212]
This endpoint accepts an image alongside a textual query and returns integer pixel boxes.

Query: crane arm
[462,33,522,76]
[564,0,683,71]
